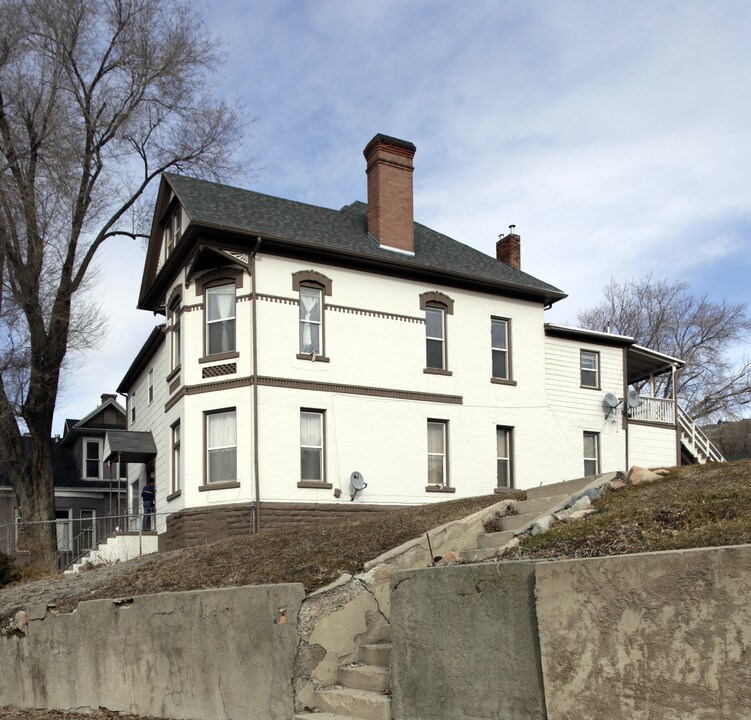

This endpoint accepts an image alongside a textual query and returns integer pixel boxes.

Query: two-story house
[0,394,130,565]
[114,134,719,550]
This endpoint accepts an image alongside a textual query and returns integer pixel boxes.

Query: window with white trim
[172,421,181,493]
[427,420,448,486]
[171,301,182,370]
[299,286,323,355]
[130,391,136,423]
[425,307,446,370]
[300,411,325,482]
[84,439,103,479]
[491,318,510,380]
[583,432,600,476]
[80,509,96,550]
[206,284,236,355]
[580,350,600,389]
[496,426,512,488]
[56,509,72,552]
[206,410,237,484]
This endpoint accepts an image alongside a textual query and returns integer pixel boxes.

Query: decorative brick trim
[183,303,202,312]
[202,363,237,379]
[258,293,298,306]
[292,269,333,296]
[328,304,424,323]
[419,291,455,314]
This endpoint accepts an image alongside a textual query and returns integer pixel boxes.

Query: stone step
[373,624,391,643]
[524,475,595,501]
[515,494,569,515]
[500,512,539,531]
[294,714,361,720]
[360,643,391,667]
[314,688,391,720]
[459,546,506,562]
[338,664,390,693]
[477,530,515,549]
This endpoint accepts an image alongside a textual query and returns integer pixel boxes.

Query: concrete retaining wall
[1,584,305,720]
[391,545,751,720]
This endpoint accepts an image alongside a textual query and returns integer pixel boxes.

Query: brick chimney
[100,393,117,404]
[363,134,417,253]
[496,229,521,270]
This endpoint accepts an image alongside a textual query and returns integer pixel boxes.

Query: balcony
[627,396,675,425]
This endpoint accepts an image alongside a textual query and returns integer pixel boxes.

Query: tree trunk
[4,426,58,572]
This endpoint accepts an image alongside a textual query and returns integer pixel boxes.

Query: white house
[111,134,720,549]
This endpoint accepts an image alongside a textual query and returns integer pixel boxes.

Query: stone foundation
[160,502,401,552]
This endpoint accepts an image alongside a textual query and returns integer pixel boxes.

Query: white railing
[678,407,725,464]
[627,396,675,424]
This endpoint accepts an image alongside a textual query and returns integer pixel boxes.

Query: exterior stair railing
[677,407,725,464]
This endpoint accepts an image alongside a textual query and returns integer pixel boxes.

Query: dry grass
[507,459,751,560]
[3,494,504,616]
[0,710,163,720]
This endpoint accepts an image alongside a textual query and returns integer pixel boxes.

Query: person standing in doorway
[141,474,156,531]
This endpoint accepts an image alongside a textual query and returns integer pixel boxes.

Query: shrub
[0,551,19,588]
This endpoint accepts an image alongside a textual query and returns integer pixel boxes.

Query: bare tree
[578,274,751,422]
[0,0,245,567]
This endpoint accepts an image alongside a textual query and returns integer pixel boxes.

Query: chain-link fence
[1,504,258,573]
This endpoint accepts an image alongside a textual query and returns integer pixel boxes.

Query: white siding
[628,423,678,468]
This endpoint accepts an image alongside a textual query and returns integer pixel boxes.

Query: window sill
[425,485,456,493]
[198,481,241,492]
[491,378,517,386]
[199,352,240,364]
[580,384,601,391]
[166,365,182,383]
[423,368,452,376]
[296,353,330,363]
[297,481,333,489]
[166,490,182,502]
[494,486,516,495]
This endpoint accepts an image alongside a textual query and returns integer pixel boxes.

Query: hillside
[2,460,751,626]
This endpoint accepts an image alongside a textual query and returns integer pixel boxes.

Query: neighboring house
[112,133,719,548]
[0,394,129,563]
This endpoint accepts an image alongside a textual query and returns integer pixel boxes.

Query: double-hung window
[80,510,95,550]
[425,307,446,370]
[427,420,448,486]
[206,284,236,356]
[169,296,182,370]
[299,286,323,355]
[580,350,600,389]
[84,439,103,479]
[148,369,154,404]
[206,410,237,484]
[164,207,182,259]
[172,421,181,493]
[491,318,510,380]
[300,410,325,483]
[583,432,599,476]
[496,426,513,488]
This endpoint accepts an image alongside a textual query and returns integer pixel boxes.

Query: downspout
[250,237,262,532]
[623,348,629,470]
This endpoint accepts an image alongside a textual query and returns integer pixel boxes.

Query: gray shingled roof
[164,173,565,300]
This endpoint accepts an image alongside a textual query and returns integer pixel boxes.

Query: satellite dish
[349,471,367,501]
[627,390,643,408]
[604,393,620,409]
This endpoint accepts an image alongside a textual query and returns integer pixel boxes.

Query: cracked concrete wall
[390,561,547,720]
[536,545,751,720]
[291,498,514,712]
[0,584,305,720]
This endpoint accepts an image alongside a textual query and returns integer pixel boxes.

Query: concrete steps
[460,477,604,562]
[298,627,392,720]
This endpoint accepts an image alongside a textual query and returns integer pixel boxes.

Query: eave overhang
[117,325,165,394]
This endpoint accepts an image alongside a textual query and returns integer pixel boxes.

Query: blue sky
[56,0,751,430]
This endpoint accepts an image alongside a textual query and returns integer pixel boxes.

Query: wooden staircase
[678,407,725,464]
